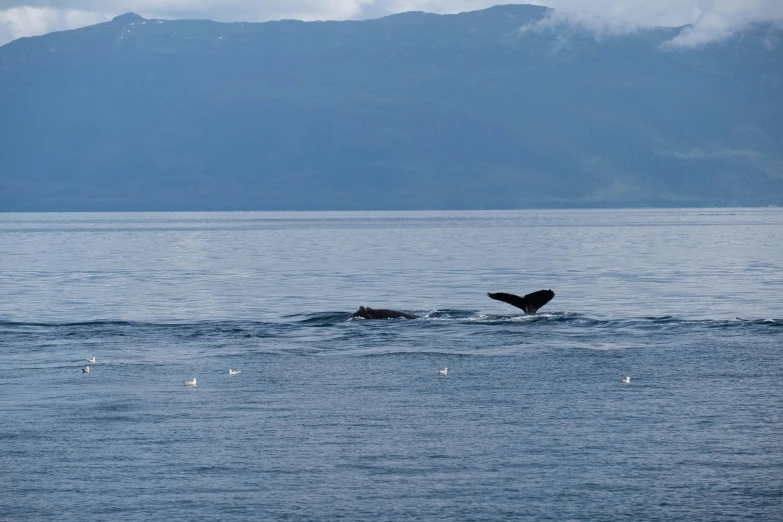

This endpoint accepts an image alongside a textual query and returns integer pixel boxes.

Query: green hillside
[0,5,781,210]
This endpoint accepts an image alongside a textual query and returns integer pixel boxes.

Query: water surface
[1,209,781,520]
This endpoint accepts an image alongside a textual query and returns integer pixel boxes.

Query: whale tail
[487,289,554,314]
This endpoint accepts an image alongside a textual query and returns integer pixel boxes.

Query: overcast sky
[1,0,782,47]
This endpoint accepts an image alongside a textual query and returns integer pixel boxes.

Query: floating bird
[82,366,90,373]
[621,376,631,384]
[437,367,448,376]
[184,378,197,386]
[87,357,96,364]
[229,369,241,375]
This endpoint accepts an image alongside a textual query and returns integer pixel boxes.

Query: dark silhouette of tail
[487,289,554,314]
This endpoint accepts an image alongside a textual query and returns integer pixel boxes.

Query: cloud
[539,0,783,47]
[0,7,110,42]
[0,1,379,44]
[1,0,783,47]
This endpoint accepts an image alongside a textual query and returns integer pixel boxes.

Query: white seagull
[184,378,197,386]
[621,376,631,384]
[87,357,96,364]
[82,366,90,373]
[229,369,241,375]
[437,367,448,376]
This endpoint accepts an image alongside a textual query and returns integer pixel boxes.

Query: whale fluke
[487,289,554,314]
[351,306,419,320]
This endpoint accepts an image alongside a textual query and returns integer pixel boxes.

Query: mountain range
[1,4,781,210]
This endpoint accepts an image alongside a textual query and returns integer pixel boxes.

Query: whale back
[351,306,419,320]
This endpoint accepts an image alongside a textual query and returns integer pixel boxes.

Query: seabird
[184,378,197,386]
[87,357,96,364]
[82,366,90,373]
[437,367,448,376]
[621,376,631,384]
[229,369,241,375]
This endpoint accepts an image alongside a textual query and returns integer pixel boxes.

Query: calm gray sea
[1,209,781,520]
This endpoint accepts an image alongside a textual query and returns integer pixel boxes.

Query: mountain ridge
[0,4,781,211]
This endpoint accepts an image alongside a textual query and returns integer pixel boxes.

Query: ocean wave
[1,314,780,334]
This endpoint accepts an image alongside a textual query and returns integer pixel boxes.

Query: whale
[487,289,554,314]
[351,306,419,320]
[350,289,554,320]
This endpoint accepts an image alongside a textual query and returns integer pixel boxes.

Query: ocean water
[0,209,781,521]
